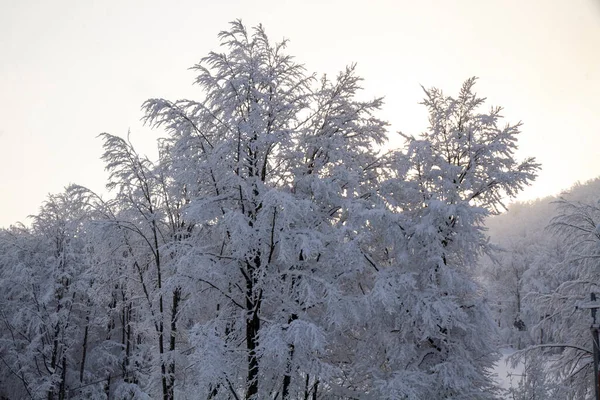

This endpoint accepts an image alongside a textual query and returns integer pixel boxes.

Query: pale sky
[1,0,599,228]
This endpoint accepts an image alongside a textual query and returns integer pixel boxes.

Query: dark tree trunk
[245,255,262,400]
[245,282,260,399]
[58,356,67,400]
[80,315,89,383]
[166,288,181,399]
[282,314,298,400]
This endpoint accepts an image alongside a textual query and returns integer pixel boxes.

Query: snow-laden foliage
[478,195,563,350]
[0,21,538,400]
[480,178,600,398]
[506,351,564,400]
[363,78,538,399]
[0,187,117,399]
[140,21,390,399]
[530,193,600,398]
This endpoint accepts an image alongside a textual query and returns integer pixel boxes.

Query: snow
[492,347,524,398]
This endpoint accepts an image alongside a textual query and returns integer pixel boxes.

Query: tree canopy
[0,21,539,400]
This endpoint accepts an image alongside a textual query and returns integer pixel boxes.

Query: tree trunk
[166,288,180,399]
[79,315,89,383]
[282,314,298,400]
[124,301,133,383]
[303,374,310,400]
[245,258,261,400]
[58,356,67,400]
[245,285,260,399]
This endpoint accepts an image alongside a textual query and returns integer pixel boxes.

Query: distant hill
[486,177,600,245]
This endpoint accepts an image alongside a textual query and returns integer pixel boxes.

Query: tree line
[480,178,600,399]
[0,21,539,400]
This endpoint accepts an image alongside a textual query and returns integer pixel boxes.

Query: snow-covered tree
[0,21,542,400]
[482,237,543,348]
[528,194,600,398]
[95,132,190,399]
[507,351,564,400]
[478,194,568,349]
[482,178,600,398]
[0,187,106,399]
[141,20,388,399]
[366,78,539,398]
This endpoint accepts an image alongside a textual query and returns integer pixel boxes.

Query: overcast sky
[1,0,599,228]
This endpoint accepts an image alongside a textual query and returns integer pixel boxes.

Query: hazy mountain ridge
[487,177,600,244]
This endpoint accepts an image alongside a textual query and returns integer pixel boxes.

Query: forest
[1,21,597,399]
[480,178,600,399]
